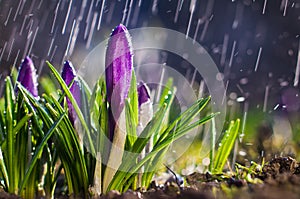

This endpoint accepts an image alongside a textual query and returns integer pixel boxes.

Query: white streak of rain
[86,12,98,49]
[263,85,269,112]
[4,7,13,26]
[221,34,229,66]
[97,0,106,30]
[293,39,300,87]
[229,40,237,68]
[254,47,262,72]
[186,0,196,39]
[62,0,73,35]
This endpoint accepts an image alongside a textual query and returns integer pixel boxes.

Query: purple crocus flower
[16,56,38,98]
[137,82,151,108]
[137,82,153,135]
[105,24,133,140]
[61,60,81,125]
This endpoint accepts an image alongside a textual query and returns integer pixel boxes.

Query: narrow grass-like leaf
[90,77,108,165]
[111,113,214,192]
[125,99,137,149]
[0,148,9,189]
[155,96,211,146]
[133,114,214,174]
[128,70,138,124]
[47,95,89,196]
[158,78,173,107]
[213,119,240,173]
[19,113,65,193]
[131,102,170,154]
[4,77,16,193]
[12,113,32,135]
[108,96,214,192]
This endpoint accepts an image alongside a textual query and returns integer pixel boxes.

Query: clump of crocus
[16,56,38,98]
[105,24,133,140]
[61,60,81,126]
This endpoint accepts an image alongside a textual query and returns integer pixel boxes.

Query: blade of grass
[19,113,66,193]
[5,77,16,193]
[0,148,9,189]
[213,119,240,173]
[125,114,214,185]
[155,96,211,146]
[128,70,138,125]
[125,99,137,149]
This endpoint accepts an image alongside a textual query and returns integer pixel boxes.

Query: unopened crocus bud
[105,24,133,140]
[62,61,81,125]
[16,56,38,98]
[137,82,153,135]
[103,24,134,190]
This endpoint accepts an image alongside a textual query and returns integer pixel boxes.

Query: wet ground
[50,157,300,198]
[93,156,300,199]
[0,157,299,199]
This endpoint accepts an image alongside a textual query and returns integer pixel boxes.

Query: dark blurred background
[0,0,300,147]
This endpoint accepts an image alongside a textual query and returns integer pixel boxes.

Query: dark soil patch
[98,157,300,199]
[2,157,300,199]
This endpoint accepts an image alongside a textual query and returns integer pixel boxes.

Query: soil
[98,157,300,199]
[1,157,300,199]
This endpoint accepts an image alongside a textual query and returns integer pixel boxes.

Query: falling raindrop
[293,39,300,87]
[263,85,269,112]
[229,40,237,68]
[254,47,262,72]
[62,0,73,35]
[4,7,13,26]
[262,0,267,14]
[51,0,61,34]
[97,0,106,30]
[185,0,196,39]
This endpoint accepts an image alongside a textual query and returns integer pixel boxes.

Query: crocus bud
[62,61,81,125]
[105,24,133,140]
[16,56,38,98]
[137,82,153,135]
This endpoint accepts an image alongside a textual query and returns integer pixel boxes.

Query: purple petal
[105,24,133,140]
[106,24,133,108]
[62,60,76,86]
[16,56,38,98]
[62,61,81,125]
[137,82,151,107]
[137,82,153,135]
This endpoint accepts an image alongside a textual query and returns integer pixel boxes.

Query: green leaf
[122,71,139,150]
[19,113,66,193]
[155,96,211,147]
[5,77,16,193]
[125,99,137,149]
[12,114,32,135]
[0,148,9,189]
[213,119,240,173]
[158,78,173,107]
[128,70,138,125]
